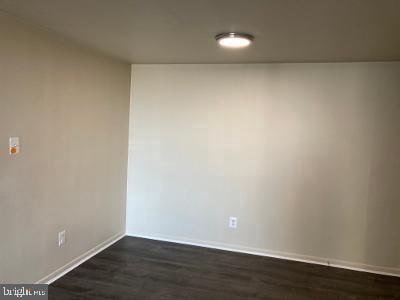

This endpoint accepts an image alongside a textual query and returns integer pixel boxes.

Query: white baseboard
[36,232,125,284]
[126,232,400,278]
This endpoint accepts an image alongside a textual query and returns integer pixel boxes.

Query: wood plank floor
[50,237,400,300]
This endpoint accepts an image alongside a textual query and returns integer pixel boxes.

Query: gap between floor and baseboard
[35,232,125,285]
[126,232,400,278]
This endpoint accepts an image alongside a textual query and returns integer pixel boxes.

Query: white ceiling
[1,0,400,64]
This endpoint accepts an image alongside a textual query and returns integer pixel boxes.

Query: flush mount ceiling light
[215,32,254,48]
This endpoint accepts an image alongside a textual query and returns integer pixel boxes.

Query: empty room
[0,0,399,299]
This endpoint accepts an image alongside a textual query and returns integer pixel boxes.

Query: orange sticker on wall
[10,146,17,154]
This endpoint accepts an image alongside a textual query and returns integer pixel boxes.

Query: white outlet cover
[229,217,238,229]
[58,230,66,247]
[9,137,20,154]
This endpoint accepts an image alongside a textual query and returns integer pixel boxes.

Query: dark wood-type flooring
[50,237,400,300]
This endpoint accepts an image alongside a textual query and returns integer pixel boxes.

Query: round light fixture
[215,32,254,48]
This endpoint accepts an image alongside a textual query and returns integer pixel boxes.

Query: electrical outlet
[229,217,238,229]
[9,137,20,155]
[58,230,66,247]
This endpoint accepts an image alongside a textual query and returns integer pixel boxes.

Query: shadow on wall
[284,70,400,269]
[364,82,400,269]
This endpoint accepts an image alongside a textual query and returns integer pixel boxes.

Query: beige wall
[127,63,400,274]
[0,12,131,283]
